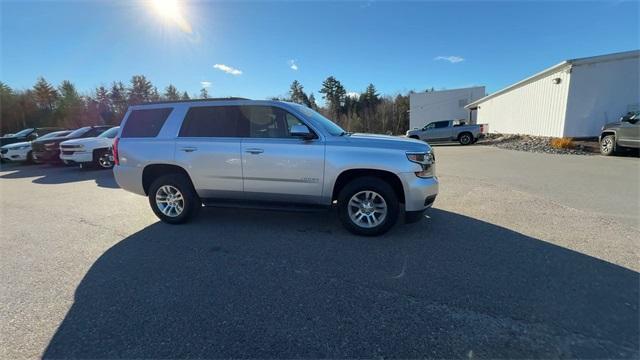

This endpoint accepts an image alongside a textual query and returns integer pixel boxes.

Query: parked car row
[1,125,119,169]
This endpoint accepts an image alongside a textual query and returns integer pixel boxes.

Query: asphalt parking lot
[1,146,638,359]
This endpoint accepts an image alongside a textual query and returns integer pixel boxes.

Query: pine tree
[289,80,311,107]
[200,87,209,99]
[150,86,160,102]
[56,80,84,127]
[319,76,346,120]
[181,91,190,100]
[360,83,380,107]
[110,81,127,118]
[95,86,113,124]
[308,93,318,110]
[32,77,58,110]
[128,75,154,104]
[164,84,180,101]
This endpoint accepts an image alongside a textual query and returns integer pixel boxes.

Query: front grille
[60,145,79,150]
[62,151,74,155]
[0,149,7,154]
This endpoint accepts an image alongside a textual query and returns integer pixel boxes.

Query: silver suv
[113,99,438,235]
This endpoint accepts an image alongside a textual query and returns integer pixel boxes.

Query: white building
[466,50,640,138]
[409,86,486,129]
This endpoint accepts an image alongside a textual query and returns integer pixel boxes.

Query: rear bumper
[113,165,145,196]
[399,173,439,212]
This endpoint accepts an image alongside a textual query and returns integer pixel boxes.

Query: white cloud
[200,81,212,88]
[434,56,465,63]
[346,92,360,99]
[213,64,242,75]
[288,59,299,71]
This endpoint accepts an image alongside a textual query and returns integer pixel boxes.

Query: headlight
[44,142,56,148]
[406,151,436,178]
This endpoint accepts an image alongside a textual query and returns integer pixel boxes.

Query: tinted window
[84,127,109,137]
[290,104,344,136]
[179,106,246,137]
[67,127,91,138]
[242,106,304,138]
[13,128,34,137]
[121,108,173,138]
[39,131,71,140]
[434,121,450,129]
[98,127,120,139]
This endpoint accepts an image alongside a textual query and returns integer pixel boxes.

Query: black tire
[148,174,201,224]
[337,176,399,236]
[93,149,114,169]
[458,132,473,145]
[600,135,616,156]
[25,151,34,164]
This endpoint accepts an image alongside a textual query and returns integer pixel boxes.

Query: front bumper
[399,173,439,212]
[1,148,29,161]
[60,151,93,163]
[32,150,61,163]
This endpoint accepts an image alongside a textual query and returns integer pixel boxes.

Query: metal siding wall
[564,56,640,137]
[410,87,486,129]
[476,69,570,137]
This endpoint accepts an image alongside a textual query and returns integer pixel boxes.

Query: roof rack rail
[135,97,251,106]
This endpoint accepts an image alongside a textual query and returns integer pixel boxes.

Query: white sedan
[0,130,71,163]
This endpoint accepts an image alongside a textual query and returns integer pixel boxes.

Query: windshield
[13,128,34,137]
[66,127,90,138]
[38,130,71,140]
[98,127,119,139]
[290,104,346,136]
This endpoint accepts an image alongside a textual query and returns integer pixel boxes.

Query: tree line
[0,75,411,135]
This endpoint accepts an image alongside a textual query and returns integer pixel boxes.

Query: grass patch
[550,137,574,149]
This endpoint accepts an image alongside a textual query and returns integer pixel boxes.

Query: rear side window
[121,108,173,138]
[179,106,247,137]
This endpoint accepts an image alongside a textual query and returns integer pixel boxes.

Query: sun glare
[150,0,192,34]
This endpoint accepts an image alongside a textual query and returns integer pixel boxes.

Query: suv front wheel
[148,174,201,224]
[600,134,616,156]
[338,177,399,236]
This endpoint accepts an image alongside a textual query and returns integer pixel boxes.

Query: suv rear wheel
[148,174,201,224]
[337,177,399,236]
[458,132,473,145]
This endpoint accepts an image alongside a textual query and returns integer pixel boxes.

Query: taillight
[113,137,120,166]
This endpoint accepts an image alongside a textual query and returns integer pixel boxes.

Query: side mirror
[290,124,315,139]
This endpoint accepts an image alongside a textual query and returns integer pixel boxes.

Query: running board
[202,199,330,213]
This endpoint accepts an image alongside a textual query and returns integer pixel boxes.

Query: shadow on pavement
[0,163,118,189]
[43,208,639,358]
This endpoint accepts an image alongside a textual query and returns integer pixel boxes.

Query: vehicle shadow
[0,163,118,189]
[43,208,638,358]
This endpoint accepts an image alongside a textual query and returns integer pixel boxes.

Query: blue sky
[1,0,638,101]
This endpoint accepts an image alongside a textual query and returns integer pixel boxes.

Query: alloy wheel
[347,190,387,228]
[155,185,185,217]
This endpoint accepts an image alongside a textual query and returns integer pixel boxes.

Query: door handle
[180,146,198,152]
[245,148,264,154]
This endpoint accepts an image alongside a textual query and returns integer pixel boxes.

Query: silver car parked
[113,99,438,236]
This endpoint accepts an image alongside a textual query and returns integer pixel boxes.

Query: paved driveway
[0,146,638,358]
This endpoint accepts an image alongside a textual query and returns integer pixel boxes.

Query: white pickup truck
[406,120,488,145]
[59,126,119,169]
